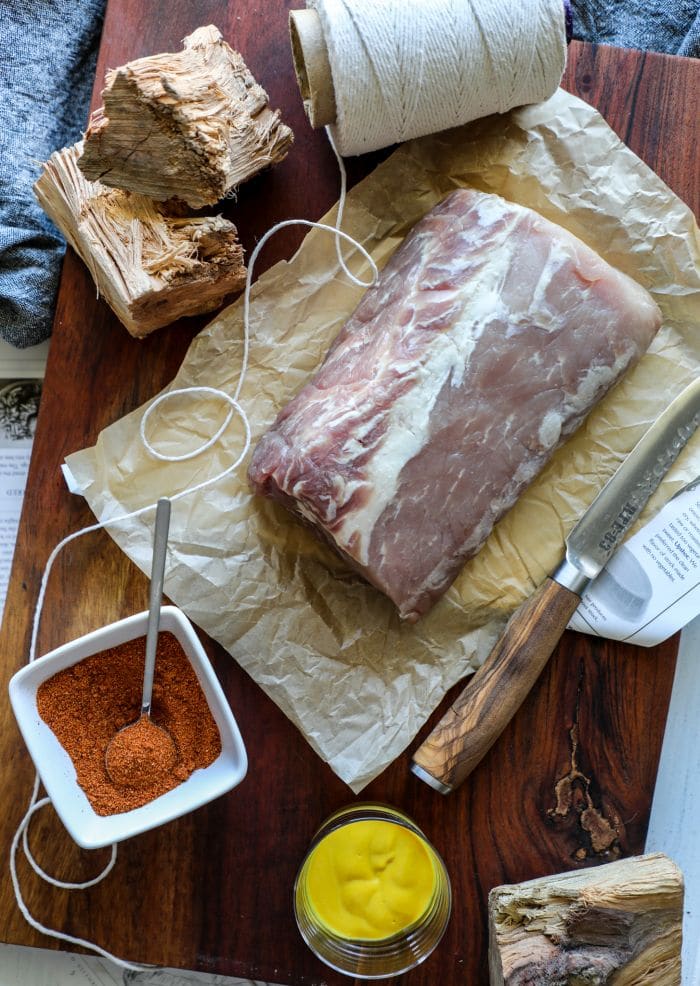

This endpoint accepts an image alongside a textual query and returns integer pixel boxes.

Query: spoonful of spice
[105,497,178,789]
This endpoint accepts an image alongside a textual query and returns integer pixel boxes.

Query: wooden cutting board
[0,1,697,981]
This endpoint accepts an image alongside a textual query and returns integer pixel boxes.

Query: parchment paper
[66,89,700,792]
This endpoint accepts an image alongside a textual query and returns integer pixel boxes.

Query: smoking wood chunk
[488,853,683,985]
[34,143,247,338]
[78,25,294,207]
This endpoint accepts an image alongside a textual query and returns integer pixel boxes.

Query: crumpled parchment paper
[66,88,700,792]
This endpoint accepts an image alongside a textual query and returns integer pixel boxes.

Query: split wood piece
[488,852,684,985]
[79,25,294,208]
[34,143,247,338]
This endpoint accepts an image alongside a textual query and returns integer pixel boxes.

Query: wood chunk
[34,143,247,338]
[488,853,683,985]
[78,25,294,207]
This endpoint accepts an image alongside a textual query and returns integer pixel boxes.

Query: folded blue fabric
[0,0,106,348]
[0,1,697,349]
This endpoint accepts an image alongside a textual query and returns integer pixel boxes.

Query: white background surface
[0,945,275,986]
[645,613,700,985]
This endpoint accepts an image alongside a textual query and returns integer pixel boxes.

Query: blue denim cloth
[571,0,700,57]
[0,0,106,347]
[0,1,697,348]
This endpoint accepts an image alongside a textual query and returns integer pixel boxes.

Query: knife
[411,376,700,794]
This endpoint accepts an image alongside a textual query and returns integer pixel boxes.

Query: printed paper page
[570,483,700,646]
[0,380,41,619]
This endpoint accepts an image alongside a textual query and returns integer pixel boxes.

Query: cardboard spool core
[289,9,337,128]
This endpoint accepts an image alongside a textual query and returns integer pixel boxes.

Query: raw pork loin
[248,189,662,621]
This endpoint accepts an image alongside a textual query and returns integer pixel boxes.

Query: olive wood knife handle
[411,577,581,794]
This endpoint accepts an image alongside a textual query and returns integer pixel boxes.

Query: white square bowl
[8,606,247,849]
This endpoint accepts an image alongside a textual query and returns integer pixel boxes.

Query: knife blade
[411,376,700,794]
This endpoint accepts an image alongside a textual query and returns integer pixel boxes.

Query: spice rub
[105,716,179,789]
[37,632,221,816]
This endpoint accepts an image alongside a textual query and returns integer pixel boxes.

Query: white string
[324,126,369,285]
[140,386,237,462]
[10,148,377,971]
[310,0,567,156]
[10,779,141,971]
[21,783,117,890]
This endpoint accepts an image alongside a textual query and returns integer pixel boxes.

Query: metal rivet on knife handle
[411,578,581,793]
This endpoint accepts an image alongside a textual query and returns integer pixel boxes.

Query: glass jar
[294,803,451,979]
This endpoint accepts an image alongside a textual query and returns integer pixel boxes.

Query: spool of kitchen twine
[290,0,569,156]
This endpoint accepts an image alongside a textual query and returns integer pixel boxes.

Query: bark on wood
[34,142,247,337]
[488,853,683,985]
[78,25,294,207]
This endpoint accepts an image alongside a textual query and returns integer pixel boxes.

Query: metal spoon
[105,497,178,787]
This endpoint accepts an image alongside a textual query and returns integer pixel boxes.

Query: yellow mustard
[305,818,437,940]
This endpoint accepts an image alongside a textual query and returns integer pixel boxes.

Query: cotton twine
[311,0,568,155]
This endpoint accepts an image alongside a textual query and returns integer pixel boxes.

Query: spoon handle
[141,497,172,717]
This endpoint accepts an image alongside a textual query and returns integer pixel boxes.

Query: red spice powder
[105,715,179,788]
[36,632,222,816]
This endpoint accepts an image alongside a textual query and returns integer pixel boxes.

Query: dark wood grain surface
[0,3,697,981]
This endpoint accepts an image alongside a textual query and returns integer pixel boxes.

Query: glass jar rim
[293,803,452,978]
